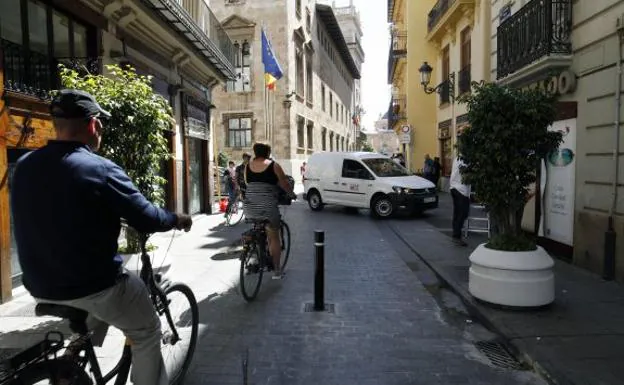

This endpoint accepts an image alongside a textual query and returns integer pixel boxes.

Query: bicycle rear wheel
[226,200,244,226]
[159,283,199,385]
[279,220,291,271]
[239,246,264,301]
[10,359,92,384]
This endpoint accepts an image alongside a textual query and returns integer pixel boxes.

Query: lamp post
[418,61,455,102]
[419,61,457,182]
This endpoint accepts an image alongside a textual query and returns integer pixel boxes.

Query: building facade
[490,0,624,281]
[0,0,234,302]
[210,0,361,177]
[368,112,399,156]
[387,0,439,174]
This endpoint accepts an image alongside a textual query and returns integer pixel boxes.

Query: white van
[303,152,438,218]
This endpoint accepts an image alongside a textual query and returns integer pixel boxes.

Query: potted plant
[457,82,563,307]
[59,64,174,275]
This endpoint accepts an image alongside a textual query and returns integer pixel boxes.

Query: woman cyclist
[243,143,295,279]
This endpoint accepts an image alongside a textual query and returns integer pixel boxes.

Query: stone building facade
[210,0,361,177]
[490,0,624,281]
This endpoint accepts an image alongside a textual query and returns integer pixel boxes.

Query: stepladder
[463,192,491,238]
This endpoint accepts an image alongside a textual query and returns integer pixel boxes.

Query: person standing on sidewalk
[224,160,238,215]
[450,156,471,246]
[10,89,193,385]
[235,153,251,199]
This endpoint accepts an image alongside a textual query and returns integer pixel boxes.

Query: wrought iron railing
[428,0,457,32]
[497,0,572,79]
[173,0,235,69]
[1,39,100,99]
[387,95,406,129]
[439,79,452,104]
[458,65,471,94]
[387,31,407,82]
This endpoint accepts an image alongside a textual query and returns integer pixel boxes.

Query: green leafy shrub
[59,64,174,253]
[456,82,563,252]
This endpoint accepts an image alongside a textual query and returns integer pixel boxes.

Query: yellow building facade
[425,0,491,186]
[387,0,438,173]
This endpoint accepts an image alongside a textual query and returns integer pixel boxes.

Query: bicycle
[0,232,199,385]
[225,191,245,227]
[239,217,291,301]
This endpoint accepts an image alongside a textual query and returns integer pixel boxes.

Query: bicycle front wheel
[279,220,291,271]
[160,283,199,385]
[240,246,264,301]
[10,359,92,385]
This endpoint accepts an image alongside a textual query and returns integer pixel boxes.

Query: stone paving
[0,199,547,384]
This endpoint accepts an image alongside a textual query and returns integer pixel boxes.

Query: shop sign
[522,70,577,96]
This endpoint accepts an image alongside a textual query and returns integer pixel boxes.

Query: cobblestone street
[0,199,548,385]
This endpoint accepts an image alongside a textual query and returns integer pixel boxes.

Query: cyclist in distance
[243,143,295,279]
[10,89,193,385]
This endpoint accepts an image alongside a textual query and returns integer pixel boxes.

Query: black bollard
[314,230,325,311]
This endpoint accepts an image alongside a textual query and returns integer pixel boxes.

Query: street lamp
[418,61,455,101]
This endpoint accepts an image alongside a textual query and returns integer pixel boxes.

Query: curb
[388,223,571,385]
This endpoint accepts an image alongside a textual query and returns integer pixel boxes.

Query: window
[296,0,302,19]
[297,117,305,148]
[227,40,251,92]
[335,102,339,121]
[0,0,22,44]
[0,0,94,97]
[321,84,326,111]
[227,116,252,147]
[329,93,333,117]
[305,53,313,104]
[296,47,304,97]
[459,27,472,94]
[306,8,311,32]
[441,45,451,104]
[342,159,372,180]
[322,127,327,150]
[306,121,314,150]
[329,132,334,151]
[362,158,409,177]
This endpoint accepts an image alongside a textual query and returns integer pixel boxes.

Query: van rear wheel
[307,190,324,211]
[371,195,394,219]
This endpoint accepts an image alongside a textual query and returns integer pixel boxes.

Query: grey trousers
[36,272,168,385]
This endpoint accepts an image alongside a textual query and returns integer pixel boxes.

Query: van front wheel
[307,190,324,211]
[371,195,394,219]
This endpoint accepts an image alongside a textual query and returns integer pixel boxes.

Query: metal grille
[475,341,527,370]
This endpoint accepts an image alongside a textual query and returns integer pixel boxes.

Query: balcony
[387,31,407,83]
[387,95,406,130]
[1,39,100,100]
[497,0,572,83]
[139,0,235,79]
[458,64,471,94]
[427,0,475,42]
[439,78,452,105]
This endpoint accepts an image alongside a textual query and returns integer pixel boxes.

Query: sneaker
[272,270,285,280]
[452,237,468,247]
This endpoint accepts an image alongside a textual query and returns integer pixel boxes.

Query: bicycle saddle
[35,303,88,321]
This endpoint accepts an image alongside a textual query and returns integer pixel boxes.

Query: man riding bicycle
[10,89,193,385]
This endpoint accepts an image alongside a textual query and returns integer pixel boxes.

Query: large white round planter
[468,243,555,307]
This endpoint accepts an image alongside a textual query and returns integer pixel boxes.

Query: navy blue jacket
[11,141,178,300]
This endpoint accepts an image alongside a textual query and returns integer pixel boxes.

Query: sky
[333,0,390,133]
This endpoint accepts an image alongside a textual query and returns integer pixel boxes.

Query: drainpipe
[604,17,624,280]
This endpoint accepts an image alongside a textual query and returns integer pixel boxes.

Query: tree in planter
[456,82,563,251]
[59,64,173,253]
[361,142,375,152]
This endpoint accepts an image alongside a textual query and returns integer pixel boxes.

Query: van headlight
[392,186,411,194]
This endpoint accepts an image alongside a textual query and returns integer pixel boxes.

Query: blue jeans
[226,186,237,213]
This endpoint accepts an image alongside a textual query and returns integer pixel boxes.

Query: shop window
[227,116,252,148]
[0,0,22,44]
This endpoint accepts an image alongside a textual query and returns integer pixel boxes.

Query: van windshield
[362,158,410,177]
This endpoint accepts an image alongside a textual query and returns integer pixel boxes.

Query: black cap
[50,89,111,120]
